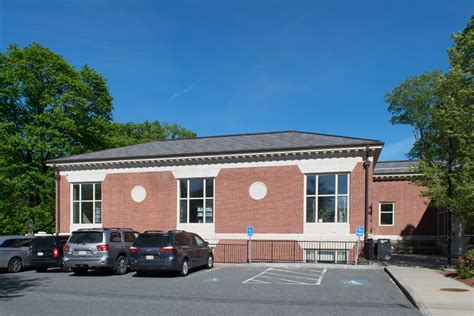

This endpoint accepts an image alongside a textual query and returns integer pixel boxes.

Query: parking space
[0,266,420,315]
[243,267,327,285]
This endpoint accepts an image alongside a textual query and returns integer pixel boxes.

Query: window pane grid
[72,183,102,225]
[179,178,214,224]
[379,203,394,226]
[305,174,349,223]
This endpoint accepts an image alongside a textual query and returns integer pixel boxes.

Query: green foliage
[385,71,444,159]
[0,43,114,234]
[385,16,474,223]
[0,43,195,235]
[456,248,474,279]
[105,121,195,148]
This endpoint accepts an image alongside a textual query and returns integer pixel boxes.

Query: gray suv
[63,228,138,276]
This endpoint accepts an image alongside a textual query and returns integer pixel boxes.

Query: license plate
[78,251,87,255]
[145,255,154,260]
[37,252,44,256]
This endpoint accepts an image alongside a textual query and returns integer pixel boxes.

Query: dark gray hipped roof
[47,131,383,164]
[374,160,420,175]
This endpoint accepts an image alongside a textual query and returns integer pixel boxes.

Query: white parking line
[265,272,320,281]
[243,267,327,285]
[176,267,222,281]
[271,269,324,276]
[242,267,273,284]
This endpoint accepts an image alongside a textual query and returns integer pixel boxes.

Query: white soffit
[297,157,362,174]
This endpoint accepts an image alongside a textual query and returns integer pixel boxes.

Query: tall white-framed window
[179,178,214,224]
[305,174,349,223]
[72,183,102,224]
[379,202,395,226]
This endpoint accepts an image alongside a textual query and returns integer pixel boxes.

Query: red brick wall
[102,171,177,233]
[349,162,373,234]
[58,176,70,234]
[215,166,304,234]
[371,179,436,236]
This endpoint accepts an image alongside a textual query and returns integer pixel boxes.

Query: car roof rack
[143,230,165,234]
[103,227,135,231]
[168,230,185,233]
[76,228,103,231]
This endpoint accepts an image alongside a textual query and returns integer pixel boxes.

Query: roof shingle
[48,130,383,164]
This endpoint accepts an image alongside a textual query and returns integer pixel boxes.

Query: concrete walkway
[385,266,473,316]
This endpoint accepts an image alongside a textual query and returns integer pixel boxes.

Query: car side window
[1,239,18,247]
[110,232,122,243]
[17,239,32,247]
[187,234,197,247]
[124,232,136,243]
[194,235,205,247]
[174,234,184,247]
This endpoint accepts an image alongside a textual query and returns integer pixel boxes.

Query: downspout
[55,169,61,236]
[363,147,371,259]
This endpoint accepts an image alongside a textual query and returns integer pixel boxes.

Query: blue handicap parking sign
[247,226,254,237]
[356,226,364,237]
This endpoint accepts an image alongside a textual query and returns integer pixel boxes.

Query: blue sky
[1,0,472,160]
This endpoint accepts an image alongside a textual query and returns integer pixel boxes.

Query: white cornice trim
[373,173,422,180]
[48,145,383,170]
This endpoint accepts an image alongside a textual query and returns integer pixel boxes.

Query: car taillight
[130,246,139,253]
[63,245,70,252]
[160,246,177,253]
[53,248,59,257]
[97,244,110,251]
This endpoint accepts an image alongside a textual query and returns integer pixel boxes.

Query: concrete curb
[384,267,432,316]
[216,262,384,270]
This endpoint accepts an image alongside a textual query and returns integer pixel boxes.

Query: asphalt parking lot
[0,265,419,316]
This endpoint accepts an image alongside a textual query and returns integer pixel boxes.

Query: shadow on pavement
[0,273,48,300]
[387,254,447,269]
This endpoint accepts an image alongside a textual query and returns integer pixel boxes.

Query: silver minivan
[0,236,33,273]
[63,228,138,276]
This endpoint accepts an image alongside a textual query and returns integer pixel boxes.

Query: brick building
[47,131,437,254]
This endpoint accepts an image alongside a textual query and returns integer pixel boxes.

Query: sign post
[247,226,254,263]
[355,226,364,265]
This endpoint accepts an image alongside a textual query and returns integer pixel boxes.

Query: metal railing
[212,240,360,264]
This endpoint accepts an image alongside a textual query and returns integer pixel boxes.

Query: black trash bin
[377,239,392,261]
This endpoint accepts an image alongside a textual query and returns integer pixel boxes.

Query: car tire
[35,267,48,273]
[72,268,88,276]
[179,259,189,277]
[206,254,214,269]
[7,257,22,273]
[136,271,147,277]
[114,256,128,275]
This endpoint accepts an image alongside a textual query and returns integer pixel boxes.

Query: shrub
[456,248,474,279]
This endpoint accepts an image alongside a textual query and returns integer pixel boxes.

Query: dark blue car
[130,230,213,276]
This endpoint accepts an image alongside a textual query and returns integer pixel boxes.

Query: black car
[130,230,213,276]
[30,235,69,272]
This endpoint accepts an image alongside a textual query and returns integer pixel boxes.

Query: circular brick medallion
[131,185,147,203]
[249,182,267,200]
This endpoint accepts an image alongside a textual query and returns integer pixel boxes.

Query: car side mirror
[203,242,209,247]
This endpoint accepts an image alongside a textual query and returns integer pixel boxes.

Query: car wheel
[136,271,147,277]
[206,254,214,269]
[179,259,189,276]
[114,256,128,275]
[35,267,48,273]
[72,268,88,276]
[7,257,22,273]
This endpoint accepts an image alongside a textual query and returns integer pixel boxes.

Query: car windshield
[32,237,55,247]
[69,232,103,244]
[134,235,170,247]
